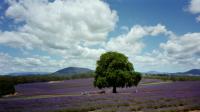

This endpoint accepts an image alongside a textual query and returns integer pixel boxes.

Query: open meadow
[0,78,200,112]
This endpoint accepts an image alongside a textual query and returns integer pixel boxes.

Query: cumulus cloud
[196,15,200,22]
[188,0,200,14]
[106,24,171,56]
[133,32,200,72]
[0,52,62,74]
[1,0,117,53]
[160,33,200,64]
[188,0,200,22]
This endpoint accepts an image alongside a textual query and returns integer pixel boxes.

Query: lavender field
[0,78,200,112]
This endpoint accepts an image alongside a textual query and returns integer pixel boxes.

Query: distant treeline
[0,72,94,97]
[144,74,200,81]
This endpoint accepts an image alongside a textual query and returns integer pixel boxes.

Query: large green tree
[94,51,142,93]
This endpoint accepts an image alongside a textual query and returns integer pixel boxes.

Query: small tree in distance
[0,78,15,97]
[94,51,142,93]
[133,72,142,93]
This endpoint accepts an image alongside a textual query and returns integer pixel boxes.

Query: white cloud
[196,15,200,22]
[0,53,63,74]
[1,0,118,52]
[189,0,200,14]
[106,24,170,56]
[188,0,200,22]
[133,32,200,72]
[160,33,200,61]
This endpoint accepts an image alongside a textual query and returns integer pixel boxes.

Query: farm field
[1,0,200,112]
[0,78,200,112]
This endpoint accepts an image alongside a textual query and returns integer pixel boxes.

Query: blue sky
[108,0,200,33]
[0,0,200,74]
[107,0,200,54]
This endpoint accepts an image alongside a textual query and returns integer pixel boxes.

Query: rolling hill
[54,67,93,75]
[182,69,200,75]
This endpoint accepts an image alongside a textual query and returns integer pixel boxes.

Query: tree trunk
[135,86,138,93]
[113,86,117,93]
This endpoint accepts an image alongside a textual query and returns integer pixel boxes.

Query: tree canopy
[94,51,142,93]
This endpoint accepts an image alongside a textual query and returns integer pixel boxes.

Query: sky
[0,0,200,74]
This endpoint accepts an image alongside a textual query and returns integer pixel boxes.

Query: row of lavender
[0,79,200,112]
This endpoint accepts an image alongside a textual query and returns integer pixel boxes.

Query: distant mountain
[8,72,49,76]
[54,67,93,75]
[145,69,200,76]
[181,69,200,75]
[145,71,168,74]
[144,71,169,74]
